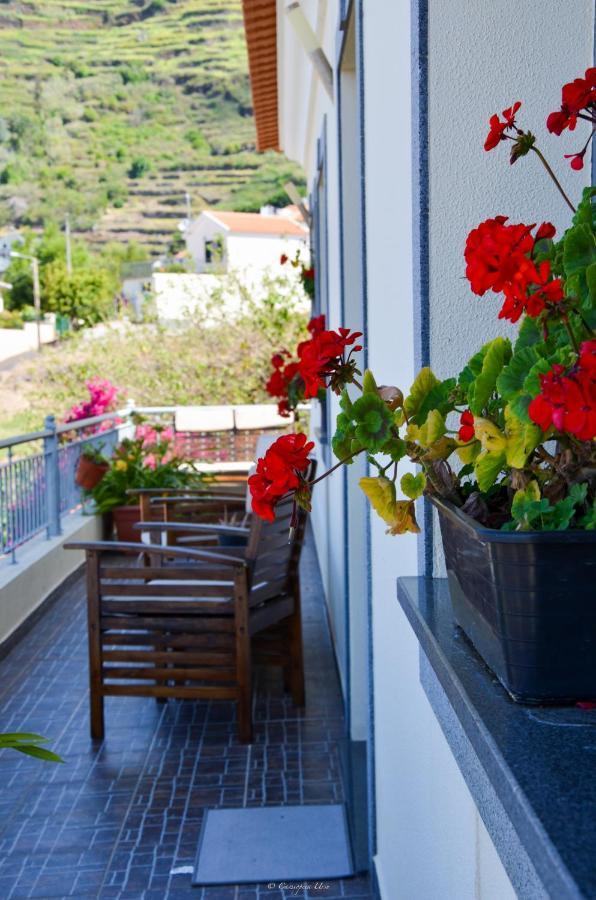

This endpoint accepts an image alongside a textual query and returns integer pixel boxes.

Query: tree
[43,261,114,326]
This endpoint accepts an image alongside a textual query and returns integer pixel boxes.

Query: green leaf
[522,357,554,396]
[580,501,596,530]
[362,369,378,393]
[508,393,533,424]
[514,316,542,352]
[586,262,596,305]
[458,346,488,389]
[571,186,596,229]
[415,378,456,425]
[400,472,426,500]
[13,745,64,763]
[473,450,505,491]
[563,222,596,279]
[496,347,541,400]
[352,394,393,452]
[404,368,440,420]
[468,337,512,416]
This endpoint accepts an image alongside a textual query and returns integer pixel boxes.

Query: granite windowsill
[397,576,596,900]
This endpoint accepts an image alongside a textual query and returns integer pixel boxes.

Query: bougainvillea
[65,378,120,424]
[253,73,595,534]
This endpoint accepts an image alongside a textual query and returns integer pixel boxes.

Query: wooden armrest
[135,521,250,537]
[149,494,246,506]
[63,540,246,567]
[126,487,208,497]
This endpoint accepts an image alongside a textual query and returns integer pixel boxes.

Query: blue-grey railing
[0,402,149,564]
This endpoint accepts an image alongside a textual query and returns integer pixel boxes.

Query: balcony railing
[0,402,301,564]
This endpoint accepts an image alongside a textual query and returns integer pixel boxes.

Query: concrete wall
[0,512,102,650]
[0,320,56,363]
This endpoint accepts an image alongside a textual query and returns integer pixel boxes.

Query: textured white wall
[428,0,595,572]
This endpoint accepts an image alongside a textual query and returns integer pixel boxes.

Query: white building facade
[184,209,308,272]
[242,1,595,898]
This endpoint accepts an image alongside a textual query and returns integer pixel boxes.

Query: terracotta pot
[75,456,109,491]
[112,504,142,543]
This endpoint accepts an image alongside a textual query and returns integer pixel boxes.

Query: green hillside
[0,0,303,255]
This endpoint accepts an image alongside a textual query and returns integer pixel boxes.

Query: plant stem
[351,376,363,391]
[531,147,576,214]
[562,315,580,353]
[308,446,366,487]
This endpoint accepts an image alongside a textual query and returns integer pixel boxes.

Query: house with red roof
[184,206,309,272]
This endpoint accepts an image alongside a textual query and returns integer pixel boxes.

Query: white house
[184,207,308,272]
[242,1,594,899]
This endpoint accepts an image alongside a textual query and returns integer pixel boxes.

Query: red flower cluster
[248,433,314,522]
[528,341,596,442]
[484,102,521,151]
[265,352,300,417]
[546,68,596,135]
[458,410,475,442]
[464,217,562,323]
[297,324,362,397]
[265,315,363,413]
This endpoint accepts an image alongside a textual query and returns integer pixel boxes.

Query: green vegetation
[0,0,304,254]
[2,224,148,325]
[0,270,309,437]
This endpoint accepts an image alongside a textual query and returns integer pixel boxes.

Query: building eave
[241,0,280,152]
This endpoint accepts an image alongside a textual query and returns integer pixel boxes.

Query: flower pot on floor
[75,456,109,491]
[432,495,596,704]
[112,504,142,543]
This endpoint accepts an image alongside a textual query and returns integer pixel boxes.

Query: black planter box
[432,496,596,703]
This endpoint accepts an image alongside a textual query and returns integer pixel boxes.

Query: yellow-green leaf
[401,472,426,500]
[404,367,440,418]
[474,417,506,454]
[456,441,481,465]
[386,500,421,535]
[468,337,512,416]
[474,450,506,491]
[418,409,447,447]
[504,408,542,468]
[362,369,378,394]
[359,476,397,526]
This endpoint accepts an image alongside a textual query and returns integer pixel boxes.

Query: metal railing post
[44,415,62,538]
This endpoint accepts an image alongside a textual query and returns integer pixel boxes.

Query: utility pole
[185,191,192,221]
[65,213,72,275]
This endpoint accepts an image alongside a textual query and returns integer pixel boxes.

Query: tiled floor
[0,531,373,900]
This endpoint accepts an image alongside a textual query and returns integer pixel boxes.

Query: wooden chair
[65,494,307,744]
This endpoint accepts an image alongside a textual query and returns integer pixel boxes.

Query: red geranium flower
[458,410,475,442]
[564,151,586,171]
[529,343,596,442]
[249,433,314,521]
[280,254,288,265]
[265,352,301,417]
[534,222,556,242]
[484,101,521,151]
[297,327,362,397]
[464,216,536,296]
[308,314,326,335]
[547,68,596,135]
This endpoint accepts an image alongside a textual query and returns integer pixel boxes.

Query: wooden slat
[102,649,234,666]
[101,581,233,598]
[101,684,238,700]
[249,577,289,607]
[249,595,293,635]
[100,615,235,633]
[102,599,234,615]
[102,666,237,682]
[103,632,235,649]
[100,566,231,580]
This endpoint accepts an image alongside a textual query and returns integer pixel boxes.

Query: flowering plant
[91,420,200,513]
[64,378,121,427]
[251,72,595,533]
[265,314,363,416]
[280,250,315,299]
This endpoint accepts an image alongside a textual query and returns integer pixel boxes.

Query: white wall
[427,0,595,573]
[185,215,307,273]
[0,319,56,363]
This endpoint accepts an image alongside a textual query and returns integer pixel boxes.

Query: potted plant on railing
[75,444,110,491]
[251,69,595,704]
[91,422,201,541]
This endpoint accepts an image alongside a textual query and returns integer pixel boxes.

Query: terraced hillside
[0,0,302,255]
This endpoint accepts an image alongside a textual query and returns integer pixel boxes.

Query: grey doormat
[193,804,354,885]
